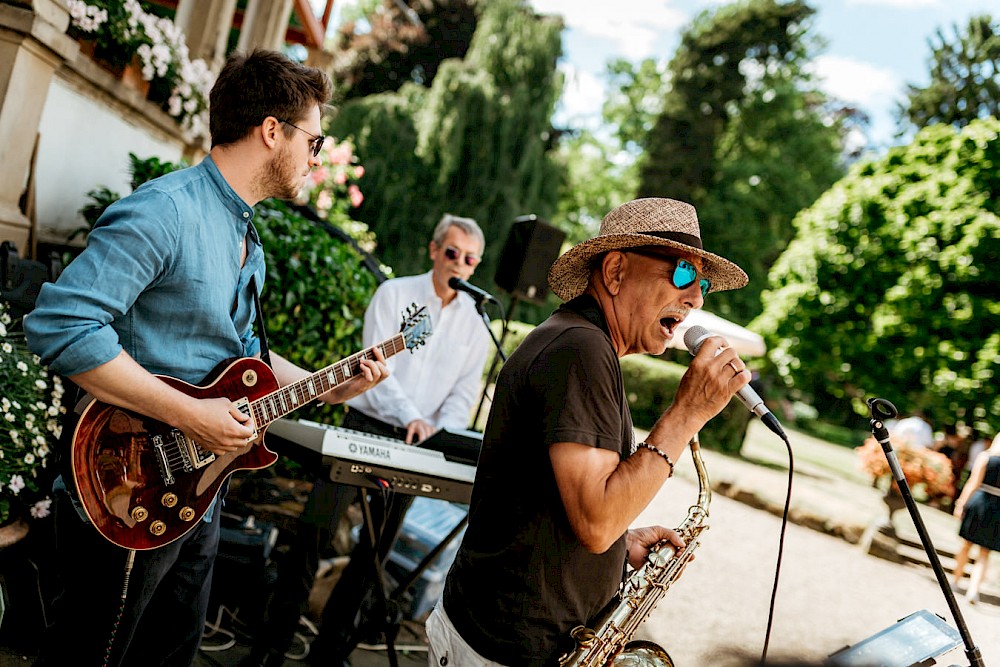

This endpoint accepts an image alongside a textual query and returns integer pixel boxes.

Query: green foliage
[635,0,843,324]
[639,0,819,204]
[755,117,1000,435]
[492,321,750,453]
[331,0,479,101]
[699,82,844,323]
[603,58,670,153]
[251,200,381,427]
[899,14,1000,133]
[328,0,565,292]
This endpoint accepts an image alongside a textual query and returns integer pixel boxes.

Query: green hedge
[493,321,751,453]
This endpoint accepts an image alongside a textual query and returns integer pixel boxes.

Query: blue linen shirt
[25,155,264,382]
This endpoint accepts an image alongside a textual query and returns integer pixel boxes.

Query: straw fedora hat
[547,198,748,301]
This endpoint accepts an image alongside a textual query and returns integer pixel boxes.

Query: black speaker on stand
[472,216,567,428]
[494,215,566,304]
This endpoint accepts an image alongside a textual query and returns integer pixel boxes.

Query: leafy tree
[699,82,843,323]
[330,0,479,101]
[329,0,564,287]
[754,118,1000,435]
[551,128,638,247]
[899,14,1000,133]
[638,0,818,203]
[602,58,669,153]
[634,0,843,324]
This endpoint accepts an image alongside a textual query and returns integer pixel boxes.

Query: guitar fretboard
[249,333,406,428]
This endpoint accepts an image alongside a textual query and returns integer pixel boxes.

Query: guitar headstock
[400,303,432,352]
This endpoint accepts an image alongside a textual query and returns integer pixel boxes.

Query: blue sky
[322,0,997,153]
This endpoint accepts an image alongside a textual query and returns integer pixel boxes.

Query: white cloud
[530,0,687,60]
[810,55,900,108]
[555,63,606,129]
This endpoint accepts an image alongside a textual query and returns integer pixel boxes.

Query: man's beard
[260,145,301,201]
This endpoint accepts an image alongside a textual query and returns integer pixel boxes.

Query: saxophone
[558,434,712,667]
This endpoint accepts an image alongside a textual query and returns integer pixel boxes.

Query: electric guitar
[71,305,431,550]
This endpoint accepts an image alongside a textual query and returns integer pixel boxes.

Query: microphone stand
[866,398,986,667]
[471,295,510,429]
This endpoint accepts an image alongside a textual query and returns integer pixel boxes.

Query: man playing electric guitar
[24,50,388,667]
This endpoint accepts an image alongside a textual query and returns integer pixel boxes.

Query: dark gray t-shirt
[442,296,634,665]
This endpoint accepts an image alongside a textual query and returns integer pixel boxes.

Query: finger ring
[728,361,740,375]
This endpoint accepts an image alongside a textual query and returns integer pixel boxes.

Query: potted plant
[856,436,955,533]
[0,302,65,541]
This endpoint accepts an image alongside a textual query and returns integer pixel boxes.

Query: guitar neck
[251,333,405,428]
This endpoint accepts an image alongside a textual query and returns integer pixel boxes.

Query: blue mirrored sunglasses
[625,249,711,297]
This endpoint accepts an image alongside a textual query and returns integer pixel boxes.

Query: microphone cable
[760,431,794,665]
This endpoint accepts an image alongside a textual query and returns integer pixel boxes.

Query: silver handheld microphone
[683,324,786,439]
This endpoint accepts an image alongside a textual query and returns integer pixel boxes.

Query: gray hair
[432,214,485,254]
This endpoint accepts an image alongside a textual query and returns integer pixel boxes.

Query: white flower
[8,475,24,495]
[2,343,11,353]
[16,360,27,372]
[24,453,34,465]
[30,498,52,519]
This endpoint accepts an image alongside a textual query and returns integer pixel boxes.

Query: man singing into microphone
[244,214,490,666]
[428,198,750,665]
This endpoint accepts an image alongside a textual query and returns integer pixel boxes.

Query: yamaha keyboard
[267,418,481,503]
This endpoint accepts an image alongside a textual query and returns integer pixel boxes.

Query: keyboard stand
[358,486,401,667]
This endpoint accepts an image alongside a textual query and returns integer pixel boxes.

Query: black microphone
[448,276,497,304]
[683,324,786,439]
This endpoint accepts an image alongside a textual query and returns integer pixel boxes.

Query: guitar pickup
[235,397,259,446]
[179,429,216,469]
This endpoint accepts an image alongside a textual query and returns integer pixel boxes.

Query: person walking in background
[951,433,1000,604]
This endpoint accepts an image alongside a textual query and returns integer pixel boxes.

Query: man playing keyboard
[243,214,491,666]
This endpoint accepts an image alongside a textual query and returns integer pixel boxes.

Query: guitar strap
[249,274,271,368]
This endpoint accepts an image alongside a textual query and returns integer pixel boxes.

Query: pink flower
[333,171,348,185]
[354,166,365,178]
[348,184,364,208]
[316,190,333,215]
[310,166,329,185]
[328,144,353,165]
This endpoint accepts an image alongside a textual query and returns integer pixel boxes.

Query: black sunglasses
[443,245,481,267]
[625,248,711,297]
[277,118,326,157]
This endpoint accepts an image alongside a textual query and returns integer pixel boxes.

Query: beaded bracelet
[637,441,674,477]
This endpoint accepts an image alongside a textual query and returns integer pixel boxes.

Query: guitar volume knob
[131,506,148,522]
[161,493,178,507]
[178,507,196,522]
[150,521,167,536]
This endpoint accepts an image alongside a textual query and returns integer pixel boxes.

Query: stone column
[237,0,294,53]
[0,0,78,253]
[173,0,237,73]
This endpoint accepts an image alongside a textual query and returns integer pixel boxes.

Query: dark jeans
[249,410,415,663]
[34,488,222,667]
